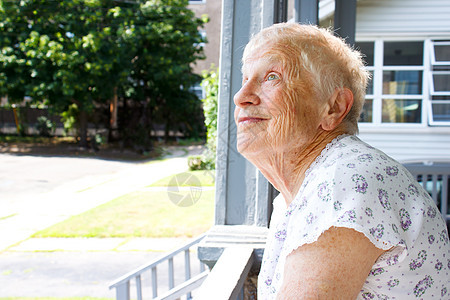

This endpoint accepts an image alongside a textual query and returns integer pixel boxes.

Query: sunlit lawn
[149,170,216,187]
[34,188,215,238]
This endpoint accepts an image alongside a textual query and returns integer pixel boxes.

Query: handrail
[109,234,207,300]
[195,247,254,300]
[154,270,209,300]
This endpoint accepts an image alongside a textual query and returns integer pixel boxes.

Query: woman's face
[234,44,325,157]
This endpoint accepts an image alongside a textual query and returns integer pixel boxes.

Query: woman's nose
[233,80,261,108]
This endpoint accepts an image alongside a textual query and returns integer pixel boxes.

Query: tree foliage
[0,0,206,148]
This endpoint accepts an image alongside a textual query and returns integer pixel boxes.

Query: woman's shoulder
[310,135,407,179]
[292,134,431,246]
[305,135,424,209]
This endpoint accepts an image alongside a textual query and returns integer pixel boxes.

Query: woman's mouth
[238,116,268,125]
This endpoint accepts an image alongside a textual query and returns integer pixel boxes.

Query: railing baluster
[116,281,130,300]
[442,175,449,219]
[423,174,429,195]
[152,266,158,298]
[185,249,192,299]
[200,261,205,272]
[136,275,142,300]
[110,234,207,300]
[418,174,425,188]
[432,174,438,205]
[168,257,175,290]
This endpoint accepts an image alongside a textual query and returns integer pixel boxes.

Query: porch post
[334,0,357,45]
[199,0,275,273]
[294,0,318,24]
[213,0,272,229]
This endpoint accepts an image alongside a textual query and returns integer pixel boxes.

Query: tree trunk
[109,87,119,141]
[79,109,88,148]
[12,105,21,135]
[164,119,170,143]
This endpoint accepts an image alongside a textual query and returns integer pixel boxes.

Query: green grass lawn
[33,189,215,238]
[149,170,216,187]
[0,135,76,144]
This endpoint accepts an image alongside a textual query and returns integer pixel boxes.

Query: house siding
[358,129,450,163]
[354,0,450,163]
[356,0,450,37]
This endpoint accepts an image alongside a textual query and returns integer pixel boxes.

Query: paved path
[0,145,208,298]
[1,251,162,298]
[0,239,204,298]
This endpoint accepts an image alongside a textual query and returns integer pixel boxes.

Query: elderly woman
[234,23,449,299]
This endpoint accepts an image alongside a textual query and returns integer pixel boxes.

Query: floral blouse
[258,135,450,299]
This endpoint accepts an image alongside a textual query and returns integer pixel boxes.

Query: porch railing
[109,234,208,300]
[195,246,254,300]
[404,162,450,227]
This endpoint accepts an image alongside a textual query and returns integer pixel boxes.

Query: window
[381,42,423,124]
[431,41,450,64]
[429,41,450,125]
[356,39,450,127]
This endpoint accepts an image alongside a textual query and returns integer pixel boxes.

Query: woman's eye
[267,74,279,81]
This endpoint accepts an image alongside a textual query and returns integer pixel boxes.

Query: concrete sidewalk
[0,236,203,298]
[8,237,191,252]
[0,248,204,298]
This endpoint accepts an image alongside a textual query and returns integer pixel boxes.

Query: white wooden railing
[195,247,254,300]
[109,234,208,300]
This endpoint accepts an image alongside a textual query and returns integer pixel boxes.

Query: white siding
[358,129,450,163]
[356,0,450,37]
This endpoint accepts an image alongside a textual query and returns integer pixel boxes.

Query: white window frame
[430,41,450,65]
[189,0,206,4]
[359,38,428,128]
[428,40,450,126]
[429,71,450,95]
[380,65,425,125]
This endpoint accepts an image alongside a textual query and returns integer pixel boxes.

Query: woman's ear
[320,88,354,131]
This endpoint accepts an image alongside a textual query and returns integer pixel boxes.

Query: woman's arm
[277,227,385,299]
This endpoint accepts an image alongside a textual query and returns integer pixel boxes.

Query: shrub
[188,66,218,171]
[36,116,55,137]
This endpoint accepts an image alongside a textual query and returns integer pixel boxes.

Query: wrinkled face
[234,44,325,157]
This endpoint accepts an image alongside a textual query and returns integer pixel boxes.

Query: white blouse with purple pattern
[258,135,450,299]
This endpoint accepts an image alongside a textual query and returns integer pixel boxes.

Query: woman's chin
[237,140,267,158]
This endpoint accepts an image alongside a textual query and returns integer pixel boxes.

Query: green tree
[0,0,206,148]
[0,1,34,103]
[0,0,132,145]
[118,0,206,147]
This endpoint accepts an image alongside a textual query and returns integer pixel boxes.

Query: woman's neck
[247,130,346,207]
